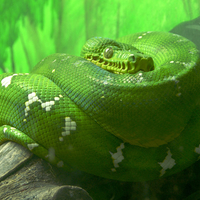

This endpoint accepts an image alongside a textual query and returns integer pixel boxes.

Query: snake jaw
[84,53,154,74]
[84,54,133,74]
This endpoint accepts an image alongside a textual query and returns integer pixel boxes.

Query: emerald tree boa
[0,31,200,181]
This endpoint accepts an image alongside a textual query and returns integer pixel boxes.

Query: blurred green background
[0,0,200,74]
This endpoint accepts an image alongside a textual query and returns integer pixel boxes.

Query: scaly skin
[0,31,200,182]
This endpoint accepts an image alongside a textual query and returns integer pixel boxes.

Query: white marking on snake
[27,143,39,151]
[158,147,176,176]
[103,80,108,85]
[195,144,200,154]
[25,92,41,117]
[24,92,61,117]
[1,74,17,87]
[54,97,60,101]
[61,58,69,61]
[62,117,77,136]
[52,69,55,73]
[41,101,55,111]
[138,36,142,39]
[57,161,64,167]
[52,59,57,63]
[3,127,7,133]
[109,143,125,172]
[176,93,181,97]
[183,62,192,68]
[1,73,29,88]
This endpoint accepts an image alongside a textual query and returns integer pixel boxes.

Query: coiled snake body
[0,31,200,181]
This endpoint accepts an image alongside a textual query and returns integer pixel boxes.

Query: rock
[0,141,92,200]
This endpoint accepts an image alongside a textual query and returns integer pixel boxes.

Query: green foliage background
[0,0,200,74]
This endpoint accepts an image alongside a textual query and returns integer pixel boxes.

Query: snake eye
[104,47,113,59]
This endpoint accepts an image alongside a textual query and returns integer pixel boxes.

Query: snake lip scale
[0,31,200,182]
[85,54,138,74]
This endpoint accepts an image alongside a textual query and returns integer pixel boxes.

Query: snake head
[81,37,154,74]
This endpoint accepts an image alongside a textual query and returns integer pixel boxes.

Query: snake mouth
[85,55,154,74]
[85,55,136,74]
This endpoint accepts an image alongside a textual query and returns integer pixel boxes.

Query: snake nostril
[129,54,135,62]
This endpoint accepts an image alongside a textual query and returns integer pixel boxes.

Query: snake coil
[0,31,200,181]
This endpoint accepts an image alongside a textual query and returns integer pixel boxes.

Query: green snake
[1,31,200,182]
